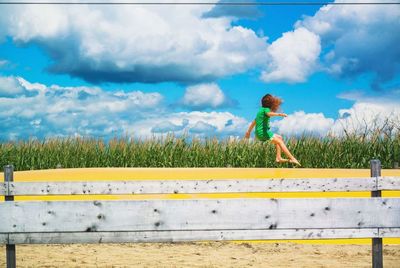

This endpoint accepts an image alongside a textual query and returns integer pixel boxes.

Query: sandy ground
[1,242,400,268]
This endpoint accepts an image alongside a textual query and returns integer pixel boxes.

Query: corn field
[1,133,399,171]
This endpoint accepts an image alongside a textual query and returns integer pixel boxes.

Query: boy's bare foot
[276,158,289,163]
[289,159,301,166]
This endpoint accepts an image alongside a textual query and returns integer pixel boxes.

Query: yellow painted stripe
[1,168,400,244]
[2,167,381,181]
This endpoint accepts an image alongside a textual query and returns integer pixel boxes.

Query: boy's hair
[261,94,282,112]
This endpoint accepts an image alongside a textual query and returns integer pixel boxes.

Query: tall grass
[1,133,399,171]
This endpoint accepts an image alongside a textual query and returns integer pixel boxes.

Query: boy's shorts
[256,132,275,142]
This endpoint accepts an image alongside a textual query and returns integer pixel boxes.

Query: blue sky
[0,0,399,141]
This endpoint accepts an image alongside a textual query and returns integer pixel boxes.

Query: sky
[0,0,399,141]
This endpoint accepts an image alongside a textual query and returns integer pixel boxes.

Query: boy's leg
[275,143,281,159]
[272,136,300,165]
[273,140,288,163]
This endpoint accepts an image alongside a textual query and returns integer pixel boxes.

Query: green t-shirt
[255,107,274,141]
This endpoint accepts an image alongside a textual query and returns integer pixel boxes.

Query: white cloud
[190,121,218,134]
[2,75,399,141]
[0,76,27,97]
[260,0,400,86]
[296,1,400,88]
[0,75,249,140]
[151,119,189,133]
[0,75,164,140]
[331,90,400,136]
[135,111,249,138]
[181,83,232,109]
[0,59,9,68]
[271,111,334,136]
[261,27,321,83]
[202,0,261,19]
[271,90,400,137]
[0,2,268,84]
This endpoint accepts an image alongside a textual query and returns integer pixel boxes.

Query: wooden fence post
[370,159,382,268]
[4,165,16,268]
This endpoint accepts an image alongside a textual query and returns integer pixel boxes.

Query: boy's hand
[280,113,287,117]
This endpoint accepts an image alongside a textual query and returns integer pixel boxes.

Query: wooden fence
[1,159,399,268]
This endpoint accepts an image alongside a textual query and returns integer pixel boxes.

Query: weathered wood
[377,176,400,190]
[6,245,15,268]
[4,228,382,244]
[0,183,6,195]
[378,228,400,238]
[0,198,399,233]
[0,234,7,244]
[371,159,383,268]
[6,177,381,196]
[4,165,16,268]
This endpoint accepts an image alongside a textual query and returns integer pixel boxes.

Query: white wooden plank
[378,228,400,238]
[7,228,382,244]
[0,183,6,195]
[0,234,7,244]
[378,176,400,191]
[7,177,377,196]
[0,198,399,233]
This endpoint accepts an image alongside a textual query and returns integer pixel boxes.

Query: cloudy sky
[0,0,399,141]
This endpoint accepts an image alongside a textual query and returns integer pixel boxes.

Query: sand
[1,242,399,268]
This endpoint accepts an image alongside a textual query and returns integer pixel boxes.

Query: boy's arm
[245,120,256,138]
[267,112,287,117]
